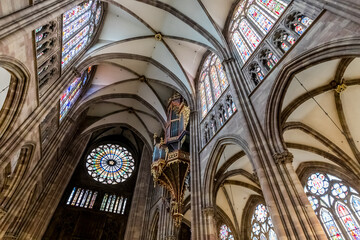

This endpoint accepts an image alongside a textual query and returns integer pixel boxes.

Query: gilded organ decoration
[151,93,190,227]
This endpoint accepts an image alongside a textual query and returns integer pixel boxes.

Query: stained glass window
[100,193,127,214]
[66,187,98,209]
[232,31,251,63]
[248,5,274,34]
[199,54,230,119]
[239,20,261,50]
[86,144,135,184]
[250,203,278,240]
[219,224,234,240]
[61,0,102,68]
[59,66,93,121]
[256,0,287,17]
[229,0,288,64]
[304,172,360,240]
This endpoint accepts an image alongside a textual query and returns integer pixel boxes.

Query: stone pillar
[273,151,327,239]
[189,111,207,239]
[202,207,217,240]
[221,58,328,239]
[124,147,152,240]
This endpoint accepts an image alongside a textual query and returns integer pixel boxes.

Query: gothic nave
[0,0,360,239]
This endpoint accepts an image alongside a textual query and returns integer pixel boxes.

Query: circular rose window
[86,144,135,184]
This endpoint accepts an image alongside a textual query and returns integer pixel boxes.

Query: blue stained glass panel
[232,31,251,63]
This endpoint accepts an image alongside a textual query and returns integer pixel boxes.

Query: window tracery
[86,144,135,184]
[59,66,93,121]
[304,172,360,239]
[61,0,103,68]
[34,20,61,93]
[250,203,278,240]
[67,187,98,209]
[229,0,288,64]
[229,1,318,90]
[199,53,229,119]
[100,193,127,214]
[219,224,234,240]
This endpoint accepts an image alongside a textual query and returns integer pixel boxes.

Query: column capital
[273,150,293,164]
[202,206,215,217]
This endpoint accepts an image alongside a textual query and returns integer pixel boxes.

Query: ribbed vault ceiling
[282,57,360,173]
[74,0,237,148]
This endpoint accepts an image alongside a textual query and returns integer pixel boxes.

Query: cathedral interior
[0,0,360,239]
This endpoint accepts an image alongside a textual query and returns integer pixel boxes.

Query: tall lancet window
[229,0,288,64]
[199,53,229,118]
[304,172,360,240]
[250,204,278,240]
[61,0,103,68]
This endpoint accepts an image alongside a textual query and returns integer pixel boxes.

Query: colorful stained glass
[114,196,120,212]
[61,1,102,69]
[232,31,251,63]
[301,16,313,27]
[332,183,349,199]
[63,11,91,41]
[80,190,89,207]
[256,0,287,17]
[219,224,234,240]
[86,144,135,184]
[252,222,261,235]
[62,26,90,56]
[76,189,84,206]
[353,196,360,217]
[266,52,278,69]
[337,203,360,239]
[71,188,81,206]
[60,77,82,121]
[308,196,319,210]
[260,234,266,240]
[89,191,97,209]
[216,58,229,91]
[117,197,124,214]
[255,204,268,222]
[36,33,44,42]
[84,191,93,208]
[204,74,213,108]
[269,229,277,240]
[200,82,207,118]
[62,36,89,67]
[248,5,274,34]
[100,193,108,211]
[210,66,221,100]
[35,27,43,33]
[233,1,246,19]
[239,20,261,50]
[307,173,329,195]
[121,198,127,214]
[63,0,93,26]
[67,187,76,205]
[320,209,344,240]
[95,6,102,25]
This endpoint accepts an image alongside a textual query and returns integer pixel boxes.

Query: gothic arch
[203,135,251,207]
[148,209,159,240]
[0,143,35,208]
[0,56,30,141]
[265,37,360,154]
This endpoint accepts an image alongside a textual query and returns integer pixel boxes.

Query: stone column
[202,207,217,240]
[221,58,328,239]
[189,111,207,239]
[273,151,327,239]
[124,146,152,240]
